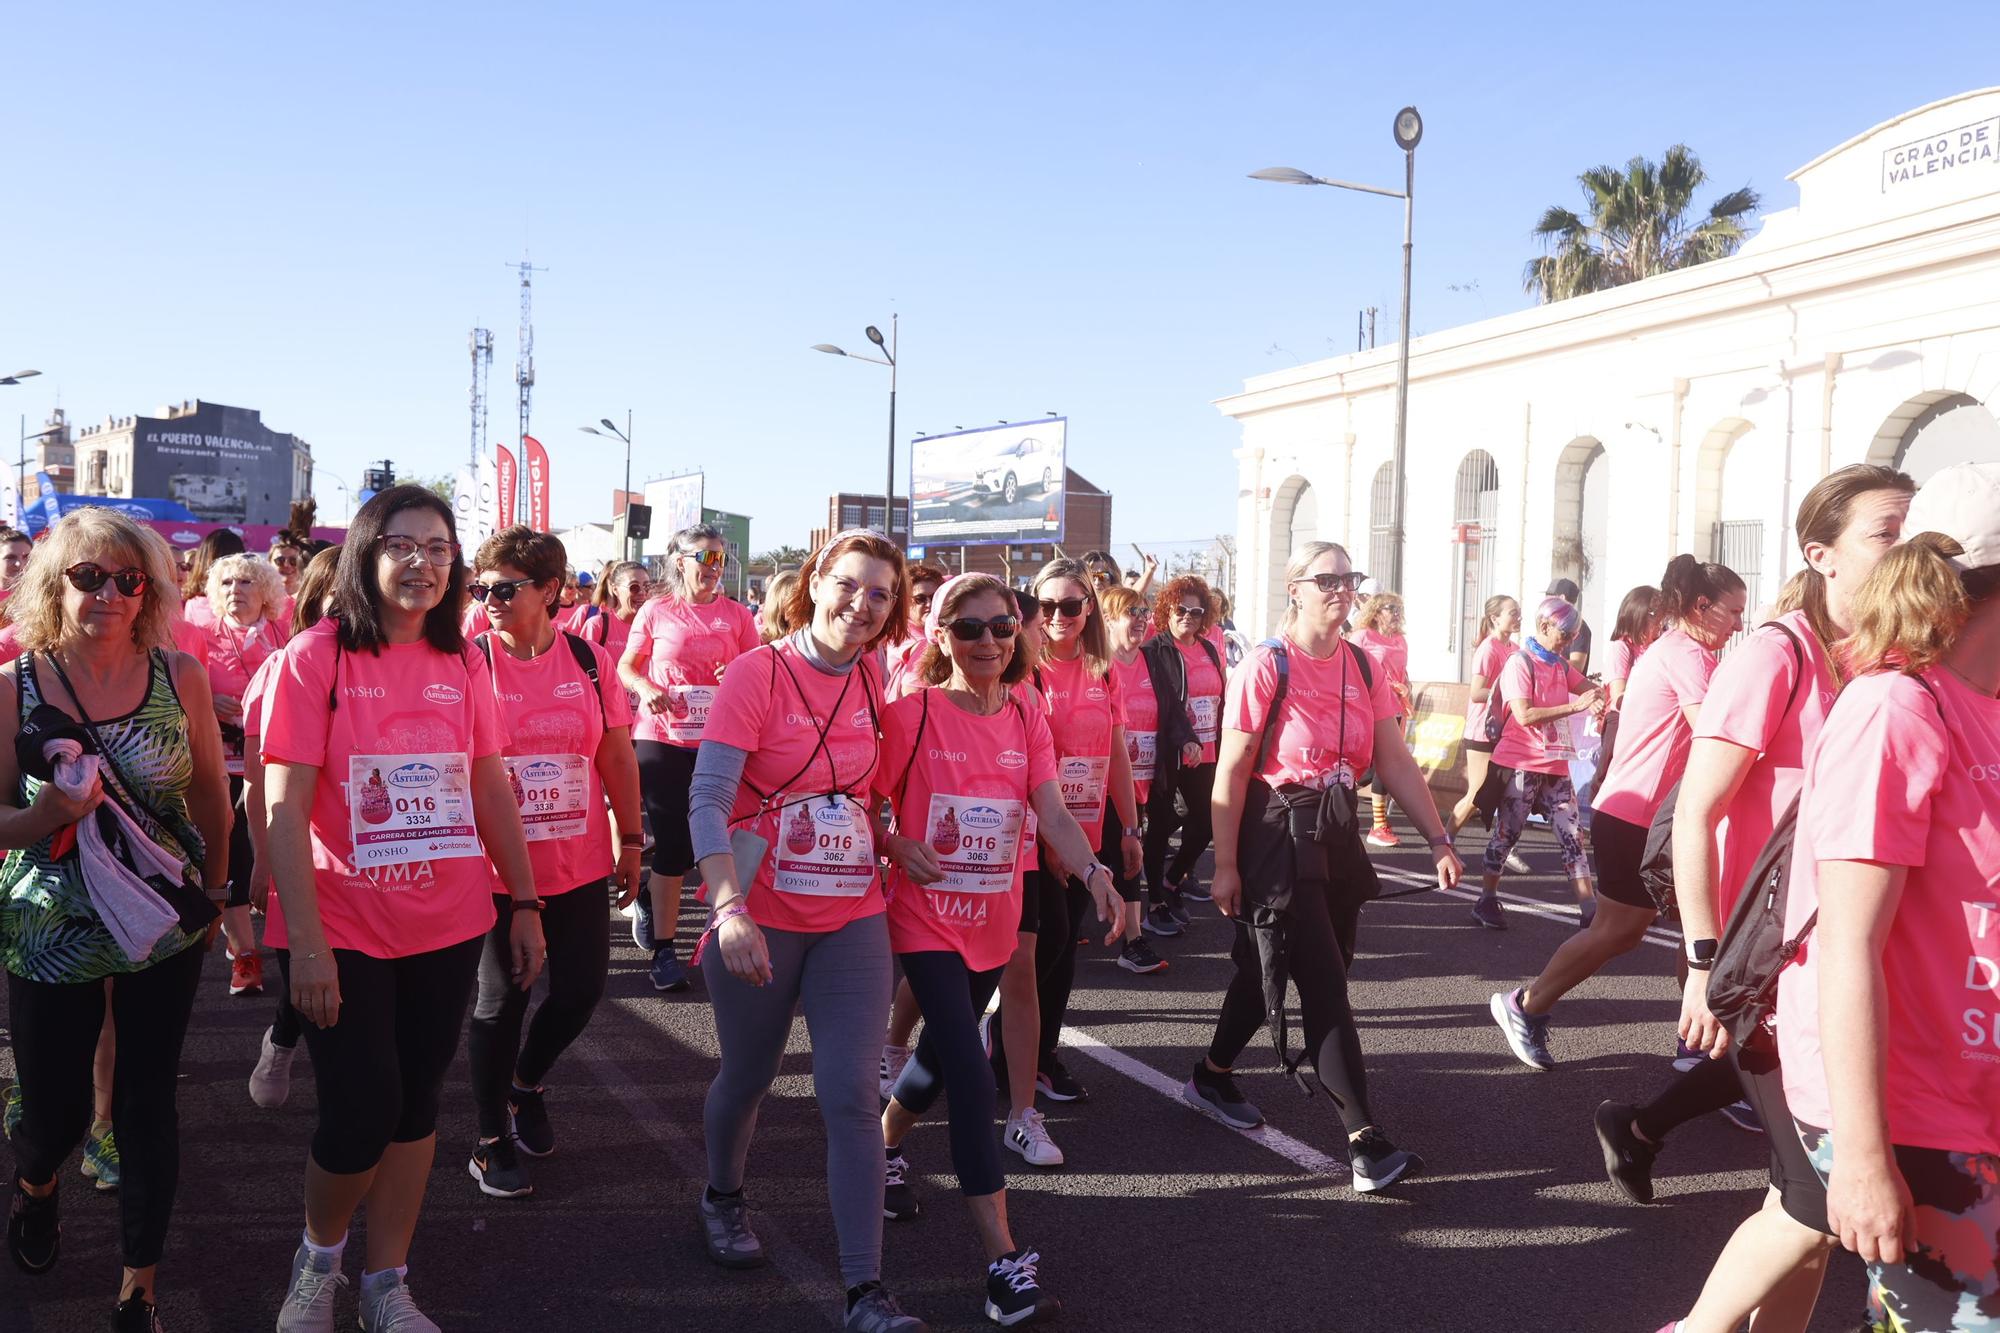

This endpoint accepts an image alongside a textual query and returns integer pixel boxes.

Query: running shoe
[112,1287,165,1332]
[1117,938,1167,974]
[1365,826,1400,848]
[650,946,690,993]
[229,949,264,996]
[1182,1063,1263,1129]
[1140,905,1183,938]
[630,895,655,952]
[1489,988,1556,1071]
[1470,892,1507,930]
[698,1189,767,1269]
[509,1085,554,1157]
[1576,897,1596,931]
[1179,880,1212,903]
[7,1178,59,1275]
[1671,1038,1704,1073]
[250,1026,298,1108]
[879,1044,912,1100]
[1004,1108,1064,1168]
[81,1124,119,1192]
[276,1243,347,1333]
[1347,1128,1423,1194]
[1164,886,1191,928]
[845,1284,929,1332]
[358,1271,439,1332]
[467,1136,532,1199]
[984,1248,1058,1326]
[882,1151,919,1221]
[1593,1100,1659,1205]
[1720,1099,1765,1134]
[3,1083,21,1139]
[1035,1058,1087,1104]
[1504,851,1531,875]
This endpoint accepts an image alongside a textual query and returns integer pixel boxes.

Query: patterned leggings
[1481,768,1589,878]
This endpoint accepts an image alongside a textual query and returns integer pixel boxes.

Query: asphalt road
[2,820,1869,1333]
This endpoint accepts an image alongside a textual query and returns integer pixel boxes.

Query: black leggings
[1098,814,1142,904]
[888,951,1005,1196]
[279,936,483,1175]
[224,775,254,909]
[466,885,610,1140]
[1207,875,1373,1135]
[1144,762,1215,902]
[635,741,697,879]
[1034,874,1092,1067]
[7,943,205,1267]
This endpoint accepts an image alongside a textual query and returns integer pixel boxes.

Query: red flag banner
[524,435,550,532]
[496,444,518,529]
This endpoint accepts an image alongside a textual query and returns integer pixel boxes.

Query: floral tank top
[0,651,205,983]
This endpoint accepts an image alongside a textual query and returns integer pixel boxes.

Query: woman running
[1349,590,1411,848]
[1097,583,1165,974]
[197,552,291,997]
[618,524,760,992]
[689,529,925,1333]
[1446,595,1520,853]
[1488,560,1742,1070]
[465,526,643,1199]
[1773,461,2000,1333]
[1137,574,1225,936]
[877,572,1119,1325]
[1,508,232,1331]
[265,486,544,1333]
[1190,541,1460,1192]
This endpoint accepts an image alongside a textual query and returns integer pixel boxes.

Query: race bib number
[348,752,480,867]
[1127,730,1157,782]
[1542,714,1578,763]
[663,684,717,742]
[1059,755,1108,824]
[772,796,876,897]
[924,793,1024,894]
[1189,694,1220,744]
[508,753,590,844]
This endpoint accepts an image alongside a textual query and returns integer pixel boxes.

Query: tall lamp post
[580,413,635,559]
[812,314,898,544]
[1251,106,1422,592]
[8,373,48,526]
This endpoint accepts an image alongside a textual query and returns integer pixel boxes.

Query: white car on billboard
[971,436,1060,507]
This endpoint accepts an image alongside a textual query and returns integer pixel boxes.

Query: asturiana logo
[390,762,441,789]
[997,749,1027,769]
[554,680,585,700]
[959,804,1005,830]
[813,804,852,826]
[423,684,463,706]
[521,760,563,783]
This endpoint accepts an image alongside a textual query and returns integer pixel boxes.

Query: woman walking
[1445,595,1522,864]
[1349,590,1411,848]
[1136,575,1225,936]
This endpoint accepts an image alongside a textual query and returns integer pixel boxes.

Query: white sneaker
[250,1026,298,1109]
[878,1044,911,1100]
[1004,1107,1064,1168]
[1504,852,1531,875]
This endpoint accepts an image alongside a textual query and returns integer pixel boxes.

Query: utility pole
[508,257,547,521]
[469,328,493,467]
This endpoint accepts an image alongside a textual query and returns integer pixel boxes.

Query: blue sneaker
[1489,988,1556,1071]
[1720,1099,1764,1134]
[630,896,655,952]
[650,947,690,993]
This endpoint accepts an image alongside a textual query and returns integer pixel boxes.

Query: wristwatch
[1685,937,1718,971]
[1122,825,1141,840]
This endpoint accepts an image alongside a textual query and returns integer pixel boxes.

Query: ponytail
[1784,463,1916,689]
[1658,553,1743,623]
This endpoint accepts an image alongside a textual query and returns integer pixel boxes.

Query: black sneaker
[1164,886,1191,927]
[984,1248,1057,1326]
[7,1177,59,1275]
[468,1136,534,1199]
[882,1151,919,1222]
[1117,938,1167,974]
[1347,1128,1422,1194]
[1178,879,1212,903]
[1593,1101,1658,1205]
[1140,904,1183,938]
[1034,1058,1087,1104]
[1182,1064,1263,1129]
[112,1286,165,1332]
[509,1085,555,1158]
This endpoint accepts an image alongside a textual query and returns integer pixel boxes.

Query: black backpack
[474,631,608,724]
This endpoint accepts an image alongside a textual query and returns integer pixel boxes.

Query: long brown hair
[1844,533,2000,676]
[1774,463,1915,685]
[1475,594,1516,644]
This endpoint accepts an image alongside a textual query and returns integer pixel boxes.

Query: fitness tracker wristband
[1685,936,1718,971]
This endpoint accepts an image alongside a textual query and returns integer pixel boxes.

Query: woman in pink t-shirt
[263,487,543,1332]
[1099,581,1162,969]
[1446,595,1521,838]
[1588,583,1662,788]
[577,558,651,668]
[876,572,1118,1323]
[1198,541,1461,1193]
[1777,464,2000,1332]
[615,523,760,991]
[1136,574,1226,935]
[463,526,642,1200]
[884,561,946,702]
[1350,590,1411,848]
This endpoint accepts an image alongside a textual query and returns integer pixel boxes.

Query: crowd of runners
[1,458,1996,1332]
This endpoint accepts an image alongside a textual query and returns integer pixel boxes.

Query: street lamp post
[580,413,635,559]
[1250,105,1422,592]
[812,314,899,545]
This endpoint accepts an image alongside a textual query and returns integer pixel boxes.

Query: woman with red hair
[1134,574,1225,938]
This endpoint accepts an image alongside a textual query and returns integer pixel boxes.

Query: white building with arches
[1220,88,2000,682]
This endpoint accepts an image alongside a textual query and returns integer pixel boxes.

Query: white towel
[46,739,185,963]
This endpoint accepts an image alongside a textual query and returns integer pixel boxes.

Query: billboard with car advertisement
[909,418,1066,547]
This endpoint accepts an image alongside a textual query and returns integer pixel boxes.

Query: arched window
[1368,463,1395,582]
[1452,450,1501,674]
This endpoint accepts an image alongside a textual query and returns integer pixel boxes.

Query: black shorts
[635,741,698,877]
[1017,867,1054,938]
[1591,810,1656,911]
[1463,737,1496,755]
[1737,1037,1830,1234]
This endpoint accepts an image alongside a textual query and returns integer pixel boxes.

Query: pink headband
[924,572,996,637]
[808,529,881,579]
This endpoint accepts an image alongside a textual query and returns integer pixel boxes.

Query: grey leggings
[700,911,892,1288]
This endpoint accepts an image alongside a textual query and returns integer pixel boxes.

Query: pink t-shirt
[182,594,216,629]
[1351,628,1410,715]
[199,617,289,776]
[480,632,634,894]
[258,620,505,959]
[1226,638,1396,790]
[579,609,635,662]
[1605,638,1642,689]
[1040,652,1124,842]
[701,641,885,934]
[1592,628,1717,827]
[459,600,486,642]
[242,651,283,749]
[623,596,760,747]
[1111,655,1157,804]
[1692,613,1834,920]
[1778,668,2000,1153]
[1012,673,1051,871]
[876,690,1058,972]
[884,633,929,703]
[1175,636,1225,764]
[1492,649,1591,776]
[1465,634,1514,729]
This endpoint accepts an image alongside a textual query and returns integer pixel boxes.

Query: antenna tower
[508,256,547,518]
[469,328,494,467]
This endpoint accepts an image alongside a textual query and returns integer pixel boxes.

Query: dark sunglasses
[912,590,936,608]
[945,616,1019,643]
[469,576,540,603]
[1291,571,1367,594]
[65,563,150,598]
[680,548,726,568]
[1038,596,1087,619]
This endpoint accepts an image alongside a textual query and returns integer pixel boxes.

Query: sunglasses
[1291,571,1367,594]
[65,564,150,598]
[680,548,726,568]
[470,576,540,604]
[1127,605,1151,619]
[1038,596,1087,620]
[912,591,936,609]
[1170,605,1207,622]
[271,555,301,570]
[944,616,1019,643]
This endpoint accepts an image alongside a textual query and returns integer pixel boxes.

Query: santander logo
[423,684,463,706]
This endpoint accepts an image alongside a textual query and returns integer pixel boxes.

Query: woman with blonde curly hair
[1349,591,1411,847]
[1134,573,1225,936]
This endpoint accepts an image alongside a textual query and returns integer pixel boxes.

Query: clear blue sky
[5,2,1992,552]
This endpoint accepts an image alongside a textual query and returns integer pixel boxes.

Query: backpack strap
[561,631,607,725]
[1254,638,1289,772]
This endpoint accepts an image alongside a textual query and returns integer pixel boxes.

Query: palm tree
[1524,145,1759,303]
[749,545,807,574]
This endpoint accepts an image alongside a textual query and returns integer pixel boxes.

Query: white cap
[1905,461,2000,572]
[1357,577,1383,597]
